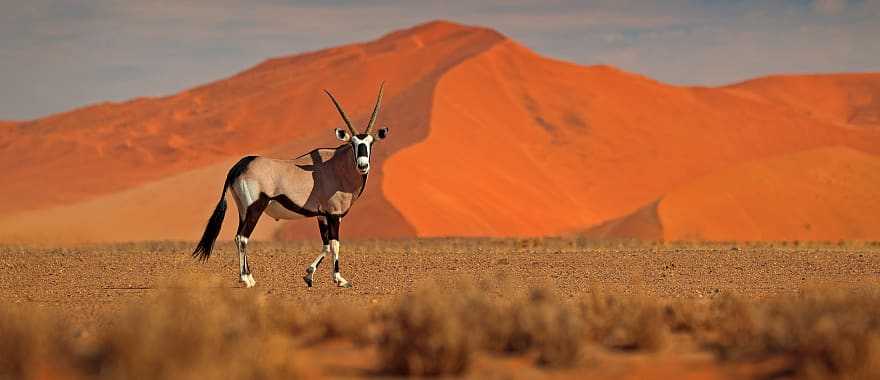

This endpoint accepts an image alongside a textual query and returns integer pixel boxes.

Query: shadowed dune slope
[579,201,664,241]
[1,20,879,243]
[383,41,880,237]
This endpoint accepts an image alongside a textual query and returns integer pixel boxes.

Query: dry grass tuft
[485,288,584,367]
[83,289,302,379]
[1,286,305,379]
[579,290,667,352]
[378,285,476,376]
[0,308,75,379]
[378,285,586,373]
[312,303,373,345]
[698,289,880,379]
[663,299,711,333]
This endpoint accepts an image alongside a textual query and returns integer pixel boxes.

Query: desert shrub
[312,303,372,345]
[578,290,666,351]
[483,288,583,367]
[527,291,584,368]
[699,289,880,379]
[82,289,303,379]
[0,308,75,379]
[378,285,476,376]
[695,293,761,359]
[0,287,304,380]
[663,299,712,333]
[378,285,585,373]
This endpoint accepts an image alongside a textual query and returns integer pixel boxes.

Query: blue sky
[1,0,878,119]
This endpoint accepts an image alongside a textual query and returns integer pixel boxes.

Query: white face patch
[350,135,374,174]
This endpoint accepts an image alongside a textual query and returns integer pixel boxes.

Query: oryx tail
[192,156,257,261]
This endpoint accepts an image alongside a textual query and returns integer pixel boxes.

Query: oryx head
[324,83,389,175]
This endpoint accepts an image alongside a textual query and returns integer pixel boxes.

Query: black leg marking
[327,215,341,240]
[328,215,341,274]
[237,196,270,238]
[237,195,269,278]
[316,256,325,269]
[318,218,330,246]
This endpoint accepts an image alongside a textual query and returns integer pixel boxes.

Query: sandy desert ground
[2,239,879,379]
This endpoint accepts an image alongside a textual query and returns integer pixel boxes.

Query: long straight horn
[323,89,357,136]
[365,82,385,134]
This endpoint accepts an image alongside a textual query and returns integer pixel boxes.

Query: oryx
[192,84,389,289]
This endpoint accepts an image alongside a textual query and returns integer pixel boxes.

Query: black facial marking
[356,143,368,158]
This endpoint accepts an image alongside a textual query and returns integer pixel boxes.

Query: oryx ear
[335,128,350,141]
[376,127,389,140]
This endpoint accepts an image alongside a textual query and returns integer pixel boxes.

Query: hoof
[303,275,313,288]
[240,274,256,288]
[338,281,353,289]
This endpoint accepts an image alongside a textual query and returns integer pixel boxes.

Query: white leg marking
[311,245,330,268]
[234,179,256,221]
[303,245,329,288]
[235,235,256,288]
[330,240,351,288]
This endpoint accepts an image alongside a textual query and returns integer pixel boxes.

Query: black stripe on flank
[264,193,322,218]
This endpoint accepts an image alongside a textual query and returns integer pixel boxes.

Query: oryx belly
[265,200,309,220]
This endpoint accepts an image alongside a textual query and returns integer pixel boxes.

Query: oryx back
[230,145,365,221]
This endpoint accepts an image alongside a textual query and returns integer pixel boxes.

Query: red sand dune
[586,147,880,241]
[384,39,880,238]
[0,20,878,243]
[659,147,880,241]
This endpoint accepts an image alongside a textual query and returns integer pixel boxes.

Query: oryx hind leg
[303,216,330,288]
[235,194,269,288]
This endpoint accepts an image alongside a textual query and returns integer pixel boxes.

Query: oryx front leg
[327,216,351,288]
[304,217,331,288]
[303,245,328,288]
